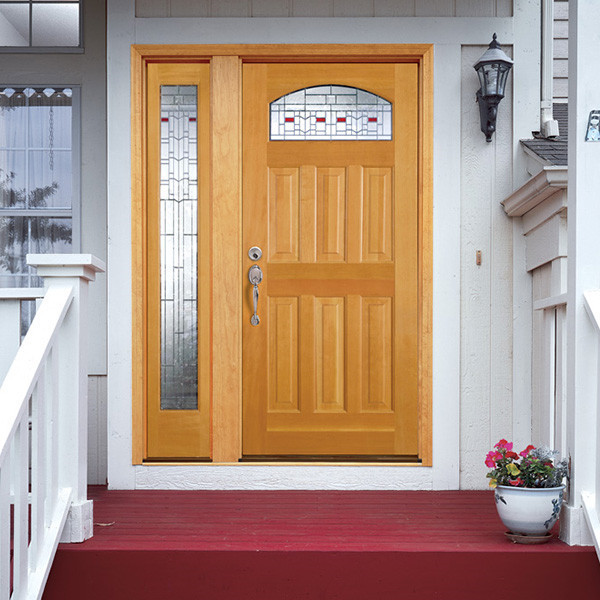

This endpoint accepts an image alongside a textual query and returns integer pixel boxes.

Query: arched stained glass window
[270,85,392,141]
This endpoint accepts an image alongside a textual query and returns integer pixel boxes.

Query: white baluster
[12,421,29,598]
[46,347,59,528]
[30,374,47,573]
[0,450,11,600]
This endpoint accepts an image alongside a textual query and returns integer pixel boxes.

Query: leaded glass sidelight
[160,85,198,410]
[270,85,392,141]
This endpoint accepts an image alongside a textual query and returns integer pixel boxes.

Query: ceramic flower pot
[494,485,565,536]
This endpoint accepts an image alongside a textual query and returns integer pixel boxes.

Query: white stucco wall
[106,0,541,490]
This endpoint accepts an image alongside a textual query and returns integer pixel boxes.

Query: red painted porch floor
[43,487,600,600]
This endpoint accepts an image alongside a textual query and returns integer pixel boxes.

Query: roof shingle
[520,103,568,165]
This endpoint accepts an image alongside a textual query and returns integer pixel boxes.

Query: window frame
[0,0,83,53]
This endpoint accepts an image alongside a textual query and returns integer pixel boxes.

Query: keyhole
[248,246,262,261]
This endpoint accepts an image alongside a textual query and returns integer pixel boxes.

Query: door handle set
[248,264,263,326]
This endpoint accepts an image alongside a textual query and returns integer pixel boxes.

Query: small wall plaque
[585,110,600,141]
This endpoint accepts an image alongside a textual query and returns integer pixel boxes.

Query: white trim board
[133,16,513,45]
[135,465,435,490]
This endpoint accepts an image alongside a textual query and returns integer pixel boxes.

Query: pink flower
[495,439,513,452]
[509,477,524,486]
[519,444,535,458]
[485,450,503,468]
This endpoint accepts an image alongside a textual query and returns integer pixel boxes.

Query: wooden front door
[242,63,420,460]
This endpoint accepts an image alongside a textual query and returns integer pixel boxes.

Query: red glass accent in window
[285,117,295,122]
[189,117,197,122]
[368,118,378,122]
[337,117,346,123]
[161,118,169,122]
[316,118,326,123]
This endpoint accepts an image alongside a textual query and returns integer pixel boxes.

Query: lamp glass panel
[497,65,510,96]
[483,64,499,96]
[476,68,486,93]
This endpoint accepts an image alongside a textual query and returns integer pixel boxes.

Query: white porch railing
[582,290,600,560]
[0,255,105,600]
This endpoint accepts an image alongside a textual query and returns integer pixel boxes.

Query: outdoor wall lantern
[474,33,513,142]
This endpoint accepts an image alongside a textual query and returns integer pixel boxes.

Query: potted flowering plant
[485,440,568,542]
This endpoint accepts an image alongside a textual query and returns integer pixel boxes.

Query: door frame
[131,44,433,466]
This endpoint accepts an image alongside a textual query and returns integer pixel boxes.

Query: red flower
[495,439,513,452]
[509,478,524,486]
[485,450,503,468]
[519,444,535,458]
[505,451,519,460]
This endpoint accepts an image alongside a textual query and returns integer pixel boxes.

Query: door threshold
[241,455,421,464]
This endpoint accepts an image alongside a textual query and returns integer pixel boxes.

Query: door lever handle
[248,265,263,326]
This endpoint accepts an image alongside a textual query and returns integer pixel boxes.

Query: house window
[270,85,392,140]
[0,86,79,330]
[0,1,81,50]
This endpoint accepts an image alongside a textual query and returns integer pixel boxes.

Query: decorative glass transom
[270,85,392,141]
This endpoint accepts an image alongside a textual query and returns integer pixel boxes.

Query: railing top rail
[0,283,74,466]
[0,287,45,300]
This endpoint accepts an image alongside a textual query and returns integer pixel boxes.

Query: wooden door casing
[242,63,420,459]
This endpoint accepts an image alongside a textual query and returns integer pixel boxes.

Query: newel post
[27,254,105,543]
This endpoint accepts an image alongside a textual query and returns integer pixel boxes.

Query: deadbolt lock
[248,246,262,261]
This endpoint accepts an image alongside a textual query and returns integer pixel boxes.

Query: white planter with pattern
[494,485,565,536]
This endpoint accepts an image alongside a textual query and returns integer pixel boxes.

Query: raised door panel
[362,168,393,263]
[268,297,299,413]
[315,297,346,413]
[268,168,299,262]
[316,168,346,262]
[361,297,393,413]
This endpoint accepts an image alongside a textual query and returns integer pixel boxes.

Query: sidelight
[159,85,198,410]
